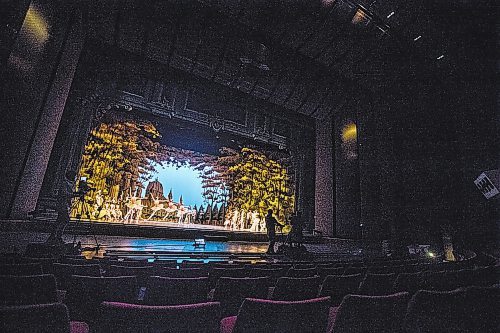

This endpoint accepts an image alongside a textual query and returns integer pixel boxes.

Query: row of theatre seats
[1,254,498,332]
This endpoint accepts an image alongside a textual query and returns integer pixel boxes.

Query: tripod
[69,194,100,253]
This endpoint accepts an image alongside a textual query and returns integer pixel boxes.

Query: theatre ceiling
[83,0,495,120]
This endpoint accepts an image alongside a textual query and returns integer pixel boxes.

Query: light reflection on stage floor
[66,235,268,260]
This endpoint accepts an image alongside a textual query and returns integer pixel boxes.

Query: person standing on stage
[265,209,283,254]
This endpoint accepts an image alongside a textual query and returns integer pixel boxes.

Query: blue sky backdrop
[148,164,205,208]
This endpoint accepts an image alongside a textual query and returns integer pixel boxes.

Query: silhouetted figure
[46,170,76,244]
[265,209,283,254]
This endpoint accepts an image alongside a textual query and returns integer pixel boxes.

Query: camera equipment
[69,179,100,252]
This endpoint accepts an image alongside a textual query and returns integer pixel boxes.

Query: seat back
[0,302,71,333]
[0,274,57,306]
[404,288,469,333]
[317,266,345,280]
[65,275,138,324]
[332,292,411,333]
[319,273,363,306]
[53,263,101,290]
[0,263,43,275]
[106,265,154,285]
[157,267,208,278]
[99,301,221,333]
[248,267,286,281]
[286,267,318,278]
[358,273,397,296]
[209,267,247,287]
[272,276,321,301]
[344,266,367,276]
[392,272,422,294]
[232,297,331,333]
[144,276,210,305]
[213,277,269,316]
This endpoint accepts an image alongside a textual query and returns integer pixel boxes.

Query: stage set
[71,117,295,234]
[32,46,317,243]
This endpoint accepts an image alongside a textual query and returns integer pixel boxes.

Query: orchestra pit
[0,0,498,332]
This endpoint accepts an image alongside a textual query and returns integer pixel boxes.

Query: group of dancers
[90,190,196,224]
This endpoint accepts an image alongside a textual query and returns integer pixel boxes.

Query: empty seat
[65,275,138,326]
[152,259,178,268]
[293,263,317,269]
[0,263,43,275]
[286,267,318,278]
[144,276,210,305]
[213,277,269,316]
[209,267,247,288]
[404,286,500,333]
[0,274,58,306]
[330,292,411,333]
[220,297,331,333]
[392,272,422,294]
[0,302,89,333]
[472,265,499,286]
[248,267,286,286]
[318,266,345,280]
[53,263,101,290]
[344,266,367,276]
[106,265,154,285]
[272,276,321,301]
[319,273,364,306]
[157,267,208,278]
[358,273,397,296]
[108,259,152,267]
[98,301,221,333]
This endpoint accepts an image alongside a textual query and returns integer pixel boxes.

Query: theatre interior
[0,0,498,332]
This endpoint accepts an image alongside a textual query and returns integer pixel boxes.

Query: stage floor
[66,234,268,261]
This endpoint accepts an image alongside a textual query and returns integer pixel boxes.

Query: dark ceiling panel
[146,22,175,65]
[268,69,300,107]
[88,1,117,45]
[280,14,319,51]
[191,24,226,79]
[117,4,146,54]
[251,71,280,100]
[170,19,203,72]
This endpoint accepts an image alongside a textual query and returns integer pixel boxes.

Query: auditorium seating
[0,263,43,275]
[404,286,500,332]
[286,267,318,278]
[220,297,331,333]
[0,274,58,306]
[53,263,101,289]
[65,275,138,326]
[144,276,210,305]
[99,301,221,333]
[212,277,269,316]
[319,273,364,306]
[272,276,321,301]
[0,252,497,332]
[330,292,411,332]
[0,303,89,333]
[357,273,397,296]
[105,265,154,284]
[157,267,209,278]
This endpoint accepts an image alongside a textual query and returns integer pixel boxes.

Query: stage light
[427,251,436,258]
[24,5,49,44]
[341,123,357,143]
[352,9,370,25]
[413,35,422,42]
[436,54,445,60]
[386,11,395,19]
